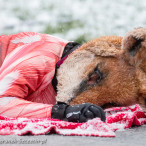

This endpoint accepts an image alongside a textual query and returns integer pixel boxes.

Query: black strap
[52,42,81,92]
[61,42,80,59]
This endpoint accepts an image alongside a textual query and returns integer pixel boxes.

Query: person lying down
[0,32,105,123]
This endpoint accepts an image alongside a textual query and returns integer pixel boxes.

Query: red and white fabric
[0,33,145,137]
[0,104,145,137]
[0,32,68,118]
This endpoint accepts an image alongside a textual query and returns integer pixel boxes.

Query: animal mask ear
[122,28,146,65]
[122,27,146,56]
[122,28,146,103]
[123,36,143,56]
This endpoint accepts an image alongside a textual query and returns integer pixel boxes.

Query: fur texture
[56,28,146,111]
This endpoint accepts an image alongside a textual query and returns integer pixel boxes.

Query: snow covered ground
[0,0,146,43]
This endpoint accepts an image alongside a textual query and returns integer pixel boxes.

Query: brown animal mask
[56,28,146,110]
[122,27,146,109]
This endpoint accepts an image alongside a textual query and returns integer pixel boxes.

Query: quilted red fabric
[0,104,145,137]
[0,32,68,105]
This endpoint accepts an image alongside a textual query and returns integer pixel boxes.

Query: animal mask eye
[88,67,103,85]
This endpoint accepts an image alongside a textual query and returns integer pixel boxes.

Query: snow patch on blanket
[11,35,41,44]
[57,118,115,137]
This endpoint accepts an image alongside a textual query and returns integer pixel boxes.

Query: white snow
[11,35,41,44]
[0,0,146,41]
[66,111,81,118]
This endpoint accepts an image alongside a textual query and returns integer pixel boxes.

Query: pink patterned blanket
[0,104,145,137]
